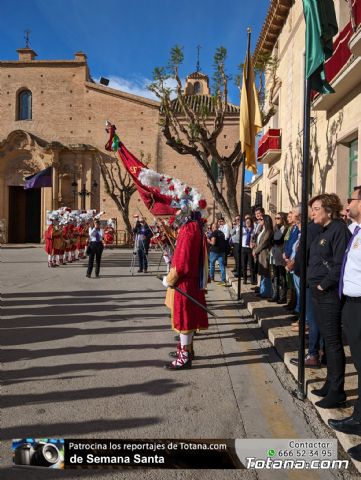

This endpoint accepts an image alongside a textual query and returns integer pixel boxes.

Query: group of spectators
[206,207,289,297]
[208,188,361,461]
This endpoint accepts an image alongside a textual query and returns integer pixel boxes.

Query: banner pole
[237,27,251,303]
[297,71,311,400]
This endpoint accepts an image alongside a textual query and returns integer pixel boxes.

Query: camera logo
[13,438,64,469]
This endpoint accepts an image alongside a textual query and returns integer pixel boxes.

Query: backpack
[215,230,227,252]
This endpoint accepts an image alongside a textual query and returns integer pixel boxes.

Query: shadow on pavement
[2,343,174,364]
[1,323,170,346]
[1,416,162,440]
[1,379,184,409]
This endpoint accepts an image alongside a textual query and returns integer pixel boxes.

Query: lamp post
[71,179,98,210]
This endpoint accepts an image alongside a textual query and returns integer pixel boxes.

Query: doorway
[8,186,41,243]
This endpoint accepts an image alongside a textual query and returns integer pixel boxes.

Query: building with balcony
[251,0,361,214]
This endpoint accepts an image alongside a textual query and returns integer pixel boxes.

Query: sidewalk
[226,266,361,473]
[0,243,43,248]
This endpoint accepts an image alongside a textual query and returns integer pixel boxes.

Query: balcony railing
[313,0,361,110]
[257,128,282,164]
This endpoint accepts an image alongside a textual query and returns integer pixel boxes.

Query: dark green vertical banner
[302,0,338,94]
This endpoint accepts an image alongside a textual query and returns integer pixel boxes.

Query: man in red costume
[163,203,208,370]
[45,221,55,267]
[44,212,61,267]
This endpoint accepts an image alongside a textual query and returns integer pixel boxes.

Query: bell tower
[184,72,210,95]
[184,45,210,95]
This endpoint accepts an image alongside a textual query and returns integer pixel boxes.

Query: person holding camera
[207,222,227,286]
[133,216,153,273]
[86,219,104,278]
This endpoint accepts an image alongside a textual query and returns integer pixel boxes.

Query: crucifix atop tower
[24,29,31,48]
[17,30,37,61]
[196,45,201,72]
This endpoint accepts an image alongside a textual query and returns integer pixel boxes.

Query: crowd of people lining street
[208,187,361,460]
[43,186,361,460]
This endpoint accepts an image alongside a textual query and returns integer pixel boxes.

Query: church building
[0,47,239,243]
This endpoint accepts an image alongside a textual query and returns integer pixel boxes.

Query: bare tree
[95,152,136,234]
[148,46,242,224]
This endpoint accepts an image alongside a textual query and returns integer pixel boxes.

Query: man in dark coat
[133,216,153,273]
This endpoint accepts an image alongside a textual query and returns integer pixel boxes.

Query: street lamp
[71,178,98,210]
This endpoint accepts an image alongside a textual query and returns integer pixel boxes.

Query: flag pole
[237,154,245,302]
[237,27,251,303]
[296,70,311,401]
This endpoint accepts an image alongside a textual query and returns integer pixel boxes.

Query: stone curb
[0,244,131,249]
[226,268,361,473]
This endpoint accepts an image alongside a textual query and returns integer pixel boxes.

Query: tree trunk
[222,162,239,218]
[96,153,136,238]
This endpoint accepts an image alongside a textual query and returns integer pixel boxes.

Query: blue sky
[1,0,269,181]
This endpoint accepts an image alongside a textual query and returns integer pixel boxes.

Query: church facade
[0,48,239,243]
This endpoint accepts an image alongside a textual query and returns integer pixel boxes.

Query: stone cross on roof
[24,29,31,48]
[196,45,201,73]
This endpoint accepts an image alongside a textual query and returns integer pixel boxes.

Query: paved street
[0,248,351,480]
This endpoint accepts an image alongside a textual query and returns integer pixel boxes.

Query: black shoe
[95,274,100,278]
[277,297,287,304]
[311,382,329,397]
[285,304,296,311]
[234,273,239,278]
[231,269,237,273]
[348,444,361,461]
[243,279,248,285]
[315,391,346,409]
[320,354,327,366]
[137,269,143,273]
[267,297,278,303]
[86,274,91,278]
[328,416,361,435]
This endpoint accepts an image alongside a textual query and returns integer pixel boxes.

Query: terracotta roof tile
[167,94,239,115]
[254,0,293,62]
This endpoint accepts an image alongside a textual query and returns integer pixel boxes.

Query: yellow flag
[239,53,262,174]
